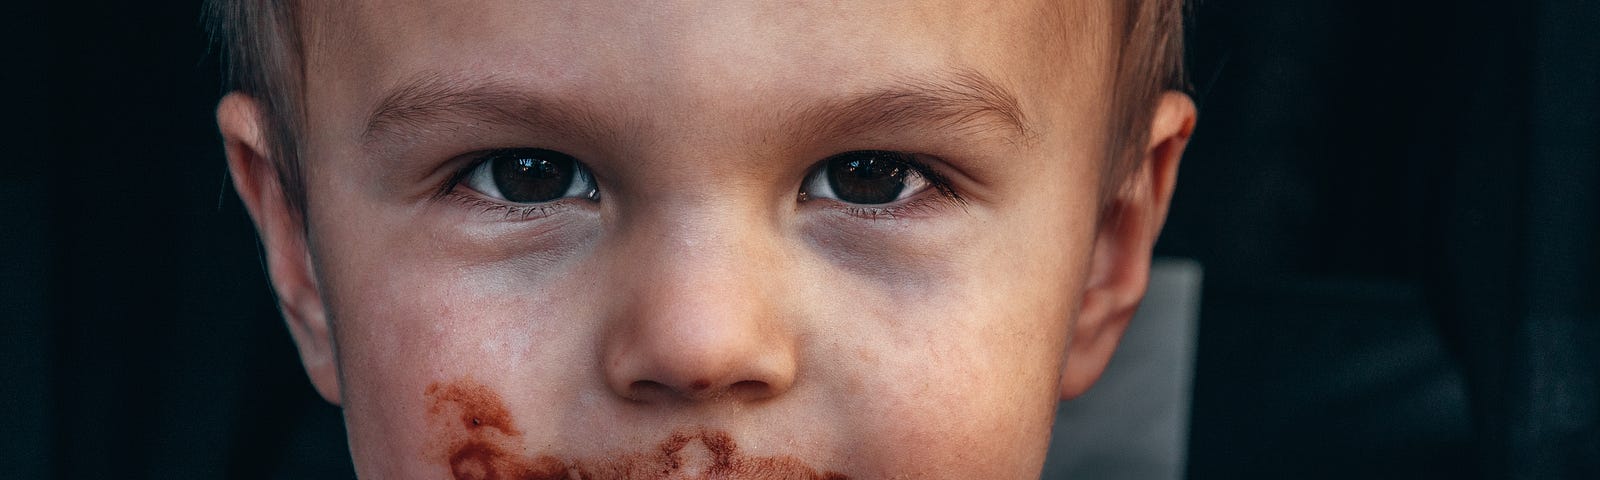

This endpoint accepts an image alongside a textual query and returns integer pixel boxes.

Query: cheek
[308,175,607,384]
[823,281,1077,477]
[801,208,1089,476]
[328,262,582,377]
[310,217,606,468]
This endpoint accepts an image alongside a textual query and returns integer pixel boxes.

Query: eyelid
[433,151,493,200]
[442,189,577,222]
[833,193,964,220]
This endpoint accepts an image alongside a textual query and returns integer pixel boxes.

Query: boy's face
[220,1,1193,478]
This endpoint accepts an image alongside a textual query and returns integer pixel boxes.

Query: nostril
[627,380,674,401]
[627,378,773,401]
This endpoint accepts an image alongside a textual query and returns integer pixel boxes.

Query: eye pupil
[827,151,910,204]
[490,149,576,203]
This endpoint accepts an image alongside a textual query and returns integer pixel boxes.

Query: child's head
[213,1,1195,478]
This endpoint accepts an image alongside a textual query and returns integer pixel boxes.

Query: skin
[218,1,1196,478]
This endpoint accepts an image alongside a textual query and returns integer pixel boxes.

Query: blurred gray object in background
[1041,258,1202,480]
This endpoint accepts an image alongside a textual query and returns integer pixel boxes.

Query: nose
[601,221,799,404]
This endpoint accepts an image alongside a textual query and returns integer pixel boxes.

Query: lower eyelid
[831,191,961,221]
[445,190,571,222]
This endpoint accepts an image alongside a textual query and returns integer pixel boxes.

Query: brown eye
[461,148,597,204]
[804,150,931,205]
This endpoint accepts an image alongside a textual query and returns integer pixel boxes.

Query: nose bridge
[639,223,772,327]
[601,198,797,403]
[634,194,775,284]
[619,134,792,324]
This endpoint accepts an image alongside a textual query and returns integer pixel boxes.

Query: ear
[1062,91,1196,400]
[217,93,342,405]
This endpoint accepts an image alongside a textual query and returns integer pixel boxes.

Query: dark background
[8,0,1598,478]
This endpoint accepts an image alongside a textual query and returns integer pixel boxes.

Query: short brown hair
[1110,0,1189,187]
[206,1,1186,214]
[207,0,310,215]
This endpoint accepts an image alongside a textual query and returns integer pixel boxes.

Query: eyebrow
[360,68,1034,154]
[361,72,616,153]
[785,68,1035,146]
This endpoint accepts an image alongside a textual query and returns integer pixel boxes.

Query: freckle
[691,379,711,390]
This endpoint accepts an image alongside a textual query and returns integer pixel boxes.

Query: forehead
[300,0,1115,143]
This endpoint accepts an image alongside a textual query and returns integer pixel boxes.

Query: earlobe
[217,93,343,405]
[1061,92,1196,400]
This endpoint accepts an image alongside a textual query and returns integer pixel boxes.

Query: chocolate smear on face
[425,380,567,479]
[424,378,848,479]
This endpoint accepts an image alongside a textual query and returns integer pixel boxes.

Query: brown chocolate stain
[425,378,849,480]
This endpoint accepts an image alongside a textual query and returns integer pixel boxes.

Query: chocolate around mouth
[425,378,849,480]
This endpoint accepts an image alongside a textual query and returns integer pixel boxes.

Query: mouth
[425,378,848,480]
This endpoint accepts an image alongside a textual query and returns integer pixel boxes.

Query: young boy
[211,1,1195,478]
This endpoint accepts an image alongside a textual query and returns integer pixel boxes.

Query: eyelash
[437,151,967,221]
[443,190,571,221]
[836,194,962,220]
